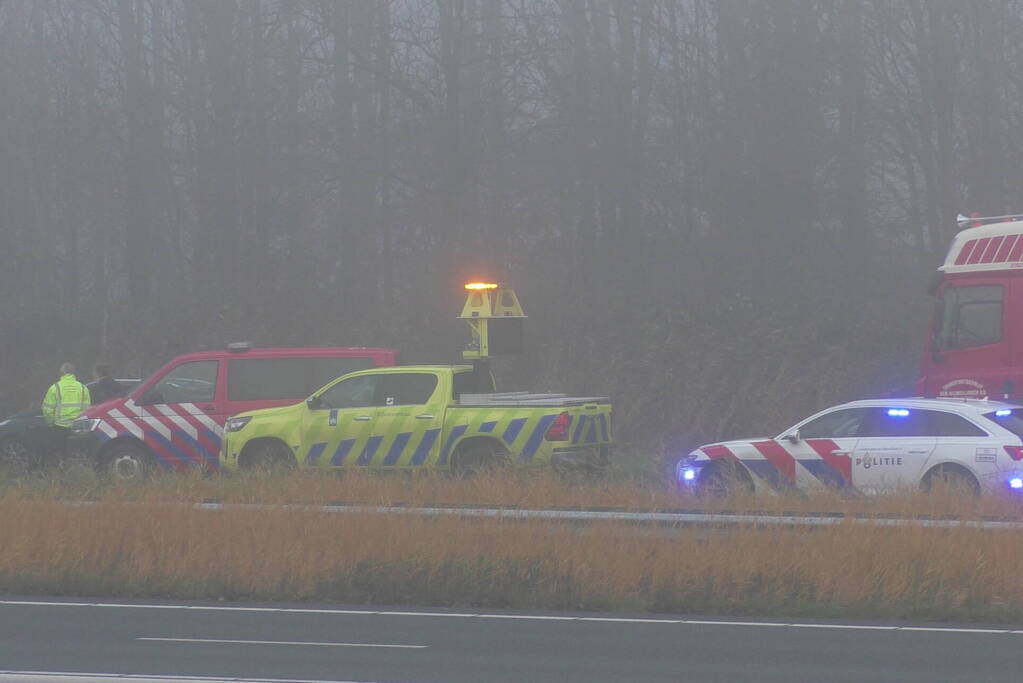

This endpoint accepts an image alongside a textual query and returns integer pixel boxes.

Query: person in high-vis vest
[40,362,91,462]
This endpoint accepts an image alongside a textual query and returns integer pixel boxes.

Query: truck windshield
[933,285,1002,350]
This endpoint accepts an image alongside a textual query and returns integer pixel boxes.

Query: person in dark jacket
[88,363,125,405]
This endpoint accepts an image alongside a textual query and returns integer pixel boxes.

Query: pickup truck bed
[457,392,611,407]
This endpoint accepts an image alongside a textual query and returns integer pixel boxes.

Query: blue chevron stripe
[571,416,586,444]
[305,442,328,465]
[439,425,468,466]
[330,439,355,466]
[502,418,527,444]
[356,436,384,466]
[409,429,441,466]
[382,432,412,466]
[520,414,558,462]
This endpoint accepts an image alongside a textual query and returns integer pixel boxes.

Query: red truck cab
[68,345,398,478]
[919,216,1023,400]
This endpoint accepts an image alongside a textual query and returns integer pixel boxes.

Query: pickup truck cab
[219,365,613,475]
[69,345,398,479]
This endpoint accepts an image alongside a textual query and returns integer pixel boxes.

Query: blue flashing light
[1010,477,1023,490]
[996,409,1013,417]
[887,408,910,417]
[683,468,696,482]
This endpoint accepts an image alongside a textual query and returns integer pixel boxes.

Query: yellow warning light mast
[460,282,526,360]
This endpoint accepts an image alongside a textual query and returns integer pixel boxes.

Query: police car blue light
[887,408,910,417]
[996,409,1013,417]
[683,468,696,482]
[1010,477,1023,490]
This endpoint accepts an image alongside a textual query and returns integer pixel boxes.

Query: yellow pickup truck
[219,364,613,476]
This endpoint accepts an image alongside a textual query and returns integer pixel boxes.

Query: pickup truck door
[367,372,445,468]
[301,374,378,468]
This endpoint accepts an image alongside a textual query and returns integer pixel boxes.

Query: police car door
[367,372,444,468]
[302,374,379,468]
[788,407,868,491]
[924,409,993,484]
[852,408,936,493]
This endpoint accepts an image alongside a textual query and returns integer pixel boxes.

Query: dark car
[0,379,140,473]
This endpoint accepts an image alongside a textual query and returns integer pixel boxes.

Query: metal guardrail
[175,502,1023,530]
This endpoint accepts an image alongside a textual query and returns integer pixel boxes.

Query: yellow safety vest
[42,374,92,428]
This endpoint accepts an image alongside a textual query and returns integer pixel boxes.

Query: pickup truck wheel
[243,441,295,474]
[0,438,33,476]
[105,442,153,482]
[922,464,980,497]
[451,443,499,478]
[697,460,754,497]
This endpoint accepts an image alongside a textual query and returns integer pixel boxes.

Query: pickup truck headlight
[71,418,101,434]
[224,416,252,433]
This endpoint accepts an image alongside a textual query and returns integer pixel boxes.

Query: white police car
[675,398,1023,496]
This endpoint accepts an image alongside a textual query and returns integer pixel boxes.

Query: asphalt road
[2,598,1022,682]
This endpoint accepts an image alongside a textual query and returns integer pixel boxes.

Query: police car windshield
[985,410,1023,438]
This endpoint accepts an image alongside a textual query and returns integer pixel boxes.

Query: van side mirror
[783,430,800,444]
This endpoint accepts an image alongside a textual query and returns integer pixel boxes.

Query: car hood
[79,398,128,418]
[691,438,773,457]
[238,402,306,421]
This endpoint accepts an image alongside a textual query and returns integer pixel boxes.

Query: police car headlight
[71,418,100,434]
[225,416,252,433]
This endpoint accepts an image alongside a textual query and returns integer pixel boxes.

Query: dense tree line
[1,0,1018,466]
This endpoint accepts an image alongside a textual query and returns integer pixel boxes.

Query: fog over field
[0,0,1015,463]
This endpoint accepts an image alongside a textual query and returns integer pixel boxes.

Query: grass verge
[1,474,1023,622]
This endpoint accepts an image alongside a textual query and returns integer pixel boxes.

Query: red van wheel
[105,442,153,481]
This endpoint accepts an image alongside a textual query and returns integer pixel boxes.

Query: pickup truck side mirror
[782,430,800,444]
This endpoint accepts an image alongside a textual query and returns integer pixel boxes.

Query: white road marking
[137,637,426,649]
[0,673,373,683]
[2,600,1021,635]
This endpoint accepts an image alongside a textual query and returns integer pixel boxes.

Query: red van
[68,345,398,479]
[919,215,1023,400]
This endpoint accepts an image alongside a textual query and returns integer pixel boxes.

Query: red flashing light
[1004,445,1023,461]
[545,412,571,441]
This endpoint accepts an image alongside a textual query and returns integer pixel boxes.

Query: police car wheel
[105,443,152,481]
[0,438,33,475]
[697,460,754,497]
[921,464,980,498]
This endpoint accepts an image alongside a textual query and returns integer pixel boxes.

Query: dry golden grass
[1,475,1023,620]
[7,467,1023,521]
